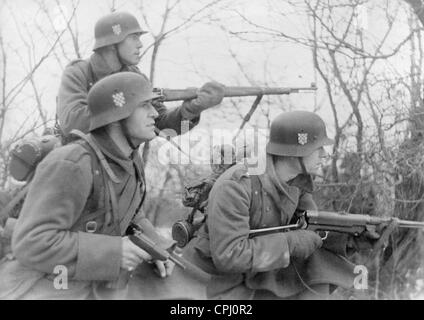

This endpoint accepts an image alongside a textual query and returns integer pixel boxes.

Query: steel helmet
[266,111,334,157]
[88,72,162,131]
[93,11,147,51]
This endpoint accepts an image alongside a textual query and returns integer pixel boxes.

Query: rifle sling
[70,130,121,235]
[70,130,121,184]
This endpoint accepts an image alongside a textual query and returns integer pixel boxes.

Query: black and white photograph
[0,0,423,304]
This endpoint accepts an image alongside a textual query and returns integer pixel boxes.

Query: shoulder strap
[249,175,263,227]
[70,130,121,235]
[70,140,110,230]
[71,130,121,183]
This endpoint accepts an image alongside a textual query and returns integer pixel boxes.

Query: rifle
[249,210,424,239]
[153,84,317,102]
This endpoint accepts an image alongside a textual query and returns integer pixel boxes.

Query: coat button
[86,221,97,233]
[266,207,270,212]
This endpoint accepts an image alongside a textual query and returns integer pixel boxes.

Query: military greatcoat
[0,129,157,299]
[57,52,199,138]
[192,164,356,299]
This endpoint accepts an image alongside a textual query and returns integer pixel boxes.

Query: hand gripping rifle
[249,210,424,244]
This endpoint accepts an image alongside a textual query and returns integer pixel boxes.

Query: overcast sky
[0,0,414,143]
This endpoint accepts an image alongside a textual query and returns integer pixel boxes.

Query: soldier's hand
[286,230,323,260]
[195,82,225,109]
[181,82,225,119]
[121,236,152,271]
[153,260,175,278]
[349,228,381,252]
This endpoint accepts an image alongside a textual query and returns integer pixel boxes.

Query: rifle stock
[154,84,317,102]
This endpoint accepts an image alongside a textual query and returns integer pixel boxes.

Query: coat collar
[258,173,299,205]
[91,129,140,176]
[89,52,118,81]
[89,53,141,81]
[257,172,301,225]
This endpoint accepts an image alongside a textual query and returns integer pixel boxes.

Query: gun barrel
[307,211,424,229]
[156,85,317,102]
[306,210,393,227]
[397,219,424,229]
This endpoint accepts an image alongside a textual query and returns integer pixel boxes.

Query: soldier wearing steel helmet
[190,110,377,299]
[57,11,224,141]
[0,72,175,299]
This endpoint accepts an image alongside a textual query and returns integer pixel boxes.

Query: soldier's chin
[147,130,157,140]
[133,55,141,64]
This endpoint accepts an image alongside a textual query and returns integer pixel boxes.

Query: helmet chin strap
[298,157,309,175]
[290,157,314,193]
[267,154,297,205]
[113,44,126,69]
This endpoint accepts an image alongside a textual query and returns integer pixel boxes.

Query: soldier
[191,110,378,299]
[0,72,174,299]
[57,11,224,141]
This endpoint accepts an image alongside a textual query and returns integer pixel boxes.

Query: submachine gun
[249,210,424,253]
[249,210,424,238]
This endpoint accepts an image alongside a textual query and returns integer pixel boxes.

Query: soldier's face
[303,147,327,174]
[122,101,159,145]
[117,33,143,65]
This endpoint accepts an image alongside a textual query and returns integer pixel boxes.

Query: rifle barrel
[156,85,317,102]
[397,219,424,229]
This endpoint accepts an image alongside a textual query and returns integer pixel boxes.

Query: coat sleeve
[12,152,122,281]
[130,69,200,135]
[57,63,91,136]
[152,100,200,135]
[208,179,291,274]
